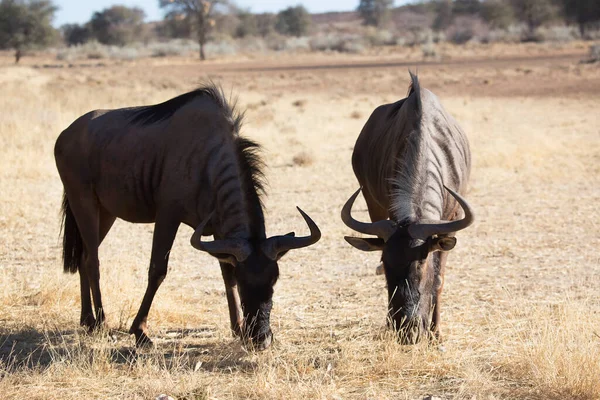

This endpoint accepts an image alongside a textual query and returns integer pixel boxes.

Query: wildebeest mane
[129,84,244,132]
[129,84,265,236]
[235,136,267,238]
[389,72,426,221]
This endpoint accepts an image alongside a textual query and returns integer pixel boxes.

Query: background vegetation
[1,0,599,62]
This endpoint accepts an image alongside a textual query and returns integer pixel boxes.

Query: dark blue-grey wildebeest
[55,84,321,349]
[341,73,474,343]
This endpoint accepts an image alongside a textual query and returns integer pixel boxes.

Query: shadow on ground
[0,325,257,374]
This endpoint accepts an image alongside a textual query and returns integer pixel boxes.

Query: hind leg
[89,207,117,326]
[63,186,107,329]
[79,207,116,331]
[79,265,95,330]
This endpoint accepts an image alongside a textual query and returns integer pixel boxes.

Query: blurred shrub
[235,11,257,38]
[309,33,366,53]
[535,25,579,42]
[401,28,441,46]
[283,36,310,51]
[256,13,276,37]
[358,0,394,27]
[204,37,238,55]
[446,16,488,44]
[149,39,198,57]
[509,0,558,39]
[421,39,437,57]
[482,26,523,43]
[275,6,311,37]
[55,39,199,61]
[90,6,147,46]
[62,23,93,46]
[365,28,396,46]
[481,0,515,30]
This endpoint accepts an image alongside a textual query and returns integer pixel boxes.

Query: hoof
[133,331,154,349]
[244,331,273,351]
[80,315,100,333]
[231,324,243,338]
[255,333,272,351]
[375,262,384,275]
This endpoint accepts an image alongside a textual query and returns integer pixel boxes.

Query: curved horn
[261,207,321,260]
[407,185,475,240]
[341,188,396,242]
[190,211,252,262]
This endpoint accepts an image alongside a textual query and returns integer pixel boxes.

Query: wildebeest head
[341,186,473,343]
[190,207,321,350]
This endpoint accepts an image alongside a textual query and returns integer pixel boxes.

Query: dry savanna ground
[0,43,599,399]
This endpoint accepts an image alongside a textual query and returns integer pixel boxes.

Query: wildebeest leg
[64,188,106,329]
[363,190,388,275]
[79,208,116,330]
[129,216,179,347]
[431,251,448,341]
[220,262,243,337]
[78,260,95,330]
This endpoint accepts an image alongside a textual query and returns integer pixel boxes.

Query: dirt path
[142,51,599,98]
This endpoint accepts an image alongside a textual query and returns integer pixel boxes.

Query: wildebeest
[341,73,474,343]
[54,84,321,349]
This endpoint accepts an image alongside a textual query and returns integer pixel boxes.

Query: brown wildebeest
[55,84,321,349]
[341,73,474,343]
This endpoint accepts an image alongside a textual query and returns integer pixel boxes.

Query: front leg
[129,216,179,347]
[220,262,243,337]
[431,251,448,341]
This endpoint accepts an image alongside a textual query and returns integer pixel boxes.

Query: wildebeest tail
[60,192,83,274]
[407,71,422,117]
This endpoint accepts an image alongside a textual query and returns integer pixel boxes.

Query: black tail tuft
[60,192,83,274]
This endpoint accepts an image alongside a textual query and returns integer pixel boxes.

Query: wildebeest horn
[407,185,475,240]
[190,211,252,262]
[341,188,396,242]
[261,207,321,261]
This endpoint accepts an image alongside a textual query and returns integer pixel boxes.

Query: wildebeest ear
[430,236,457,252]
[344,236,385,252]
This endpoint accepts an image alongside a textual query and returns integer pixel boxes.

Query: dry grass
[0,48,599,399]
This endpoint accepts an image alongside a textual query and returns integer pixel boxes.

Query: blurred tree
[90,6,147,46]
[452,0,481,15]
[235,10,257,38]
[431,0,453,32]
[481,0,515,30]
[509,0,557,38]
[560,0,600,37]
[0,0,58,63]
[275,5,310,37]
[357,0,394,27]
[158,11,193,38]
[159,0,228,60]
[255,13,276,37]
[212,12,238,37]
[61,23,92,46]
